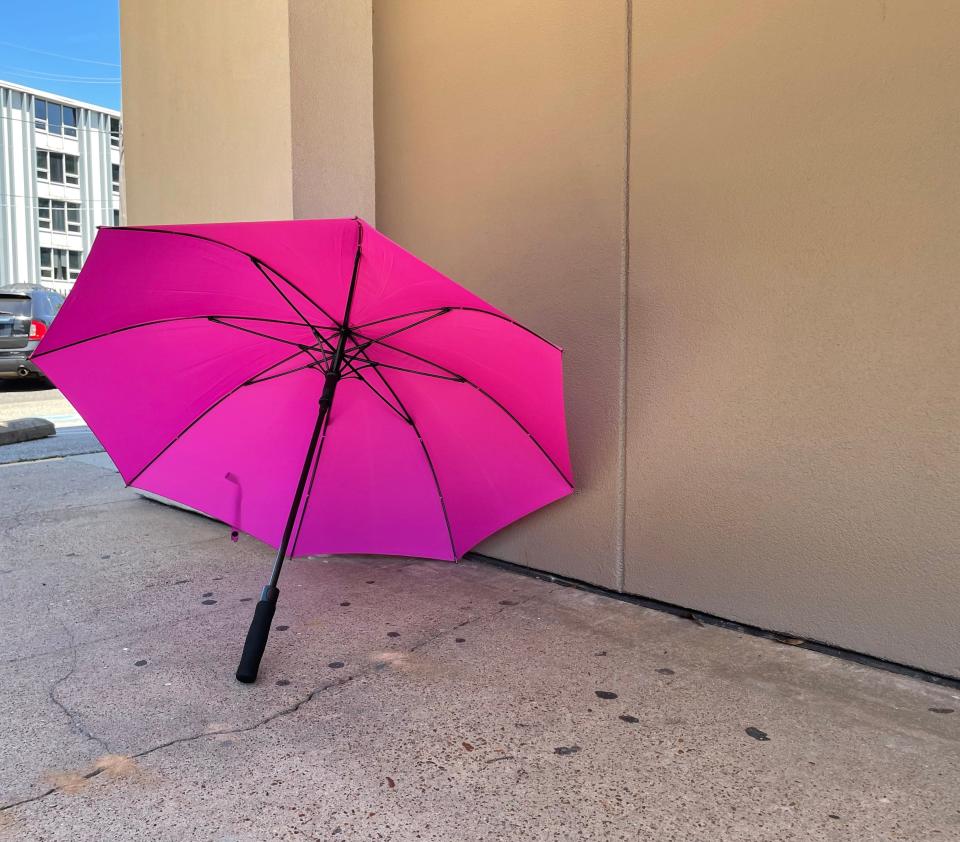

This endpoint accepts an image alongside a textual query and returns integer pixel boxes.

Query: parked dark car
[0,285,65,381]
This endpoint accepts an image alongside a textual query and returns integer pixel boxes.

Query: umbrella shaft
[266,369,339,591]
[263,220,362,594]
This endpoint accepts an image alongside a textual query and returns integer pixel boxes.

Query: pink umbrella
[33,218,573,682]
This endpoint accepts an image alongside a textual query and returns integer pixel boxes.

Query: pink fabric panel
[371,369,573,555]
[156,219,359,324]
[39,228,304,353]
[291,378,454,560]
[358,309,572,482]
[134,369,327,548]
[37,320,303,483]
[349,221,505,327]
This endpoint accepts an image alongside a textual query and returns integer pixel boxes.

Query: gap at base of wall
[465,551,960,691]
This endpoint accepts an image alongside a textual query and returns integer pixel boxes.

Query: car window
[0,295,32,318]
[36,292,65,321]
[32,292,51,320]
[30,294,49,320]
[48,292,65,317]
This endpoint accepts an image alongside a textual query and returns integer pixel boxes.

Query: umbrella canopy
[35,217,572,558]
[33,218,573,681]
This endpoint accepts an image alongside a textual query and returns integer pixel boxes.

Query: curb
[0,417,56,446]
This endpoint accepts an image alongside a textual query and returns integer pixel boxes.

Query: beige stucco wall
[121,0,374,226]
[375,0,959,675]
[625,0,960,676]
[120,0,294,224]
[373,0,629,588]
[289,0,375,222]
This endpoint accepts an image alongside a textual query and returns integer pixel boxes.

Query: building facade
[120,1,959,679]
[0,80,122,293]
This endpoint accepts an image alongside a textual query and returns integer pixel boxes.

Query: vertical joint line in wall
[617,0,633,593]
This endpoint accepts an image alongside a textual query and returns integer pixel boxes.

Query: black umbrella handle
[236,586,279,683]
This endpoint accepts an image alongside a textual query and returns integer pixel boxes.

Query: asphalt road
[0,380,104,464]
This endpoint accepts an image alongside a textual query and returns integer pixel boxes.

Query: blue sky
[0,0,121,110]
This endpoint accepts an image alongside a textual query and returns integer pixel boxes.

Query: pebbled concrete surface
[1,455,959,841]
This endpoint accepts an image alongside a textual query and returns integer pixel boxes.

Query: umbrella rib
[249,259,329,337]
[347,343,457,559]
[302,337,338,366]
[242,336,339,385]
[246,359,323,385]
[30,315,209,359]
[125,347,310,487]
[352,306,562,351]
[30,314,337,360]
[211,315,339,331]
[351,332,573,488]
[347,309,452,355]
[343,359,462,382]
[447,307,561,350]
[116,226,341,327]
[338,357,410,423]
[207,317,315,351]
[351,307,448,330]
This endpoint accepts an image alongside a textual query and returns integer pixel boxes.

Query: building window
[65,155,79,185]
[50,153,64,184]
[40,248,82,280]
[112,209,120,227]
[36,151,80,186]
[33,98,78,137]
[112,163,120,193]
[67,204,81,234]
[52,202,66,232]
[110,117,120,148]
[38,200,81,234]
[48,101,62,135]
[63,106,77,137]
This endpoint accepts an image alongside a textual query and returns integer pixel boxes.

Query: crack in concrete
[47,616,112,755]
[0,593,537,814]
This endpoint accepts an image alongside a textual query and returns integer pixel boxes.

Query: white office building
[0,80,122,294]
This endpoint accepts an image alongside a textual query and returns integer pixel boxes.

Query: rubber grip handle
[236,596,277,683]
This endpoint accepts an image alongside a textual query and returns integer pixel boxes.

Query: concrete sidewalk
[0,454,958,841]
